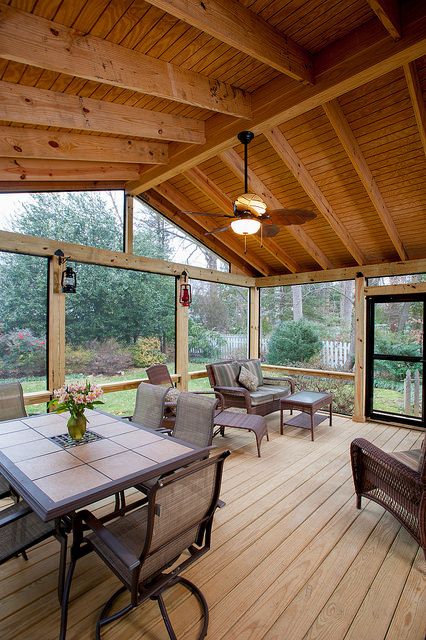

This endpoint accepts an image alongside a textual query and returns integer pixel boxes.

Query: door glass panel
[373,301,423,358]
[372,359,423,418]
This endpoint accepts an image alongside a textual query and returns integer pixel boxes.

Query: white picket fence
[404,369,422,417]
[191,334,351,368]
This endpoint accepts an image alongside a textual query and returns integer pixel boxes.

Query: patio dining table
[0,408,209,600]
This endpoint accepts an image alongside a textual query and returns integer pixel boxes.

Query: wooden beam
[144,0,313,83]
[261,364,354,380]
[219,149,334,270]
[0,126,168,164]
[0,181,125,192]
[249,287,260,359]
[176,273,189,391]
[353,274,367,422]
[143,188,258,276]
[0,81,205,145]
[265,128,366,265]
[124,194,133,254]
[0,4,251,119]
[127,3,426,193]
[323,99,408,261]
[184,165,299,273]
[0,158,142,182]
[403,61,426,157]
[151,181,272,276]
[367,0,401,39]
[0,229,256,287]
[48,257,65,392]
[256,257,426,287]
[364,282,426,296]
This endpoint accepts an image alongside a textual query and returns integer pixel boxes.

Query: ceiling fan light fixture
[235,193,267,216]
[230,217,261,235]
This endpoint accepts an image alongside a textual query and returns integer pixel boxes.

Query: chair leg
[176,577,209,639]
[59,556,76,640]
[96,586,133,640]
[21,550,28,561]
[155,593,178,640]
[356,494,362,509]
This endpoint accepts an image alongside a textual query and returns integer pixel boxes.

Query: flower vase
[67,412,87,441]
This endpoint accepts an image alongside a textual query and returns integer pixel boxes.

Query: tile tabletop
[0,410,207,521]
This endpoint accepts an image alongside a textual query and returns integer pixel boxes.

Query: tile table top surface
[0,409,205,521]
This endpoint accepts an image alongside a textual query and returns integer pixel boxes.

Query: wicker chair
[0,382,27,500]
[351,434,426,559]
[59,451,230,640]
[0,500,56,565]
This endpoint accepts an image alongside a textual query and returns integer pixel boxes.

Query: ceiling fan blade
[257,224,280,238]
[268,208,316,225]
[182,211,234,218]
[205,225,232,235]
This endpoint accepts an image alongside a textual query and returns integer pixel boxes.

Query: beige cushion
[390,449,421,472]
[238,366,258,392]
[257,385,288,400]
[165,387,180,403]
[249,390,274,406]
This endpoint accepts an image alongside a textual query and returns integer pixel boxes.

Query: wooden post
[48,257,65,394]
[176,274,189,390]
[353,274,366,422]
[249,286,260,359]
[404,369,412,415]
[414,369,420,417]
[124,194,133,254]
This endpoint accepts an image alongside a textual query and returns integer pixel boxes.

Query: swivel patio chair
[0,500,56,565]
[130,382,171,430]
[351,433,426,559]
[0,382,27,500]
[59,451,230,640]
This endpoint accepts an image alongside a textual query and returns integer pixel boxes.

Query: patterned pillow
[212,362,239,387]
[238,365,258,392]
[239,359,263,387]
[165,387,180,416]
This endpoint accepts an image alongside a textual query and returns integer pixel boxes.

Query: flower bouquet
[49,381,104,441]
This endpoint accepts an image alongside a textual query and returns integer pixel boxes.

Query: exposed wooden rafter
[323,99,408,261]
[367,0,401,40]
[219,149,334,270]
[152,181,273,276]
[265,127,366,265]
[127,5,426,194]
[0,158,141,182]
[144,0,313,83]
[142,190,257,277]
[0,5,251,119]
[0,81,205,145]
[0,126,168,164]
[183,166,300,273]
[403,61,426,157]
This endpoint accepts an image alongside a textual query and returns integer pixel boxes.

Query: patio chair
[0,500,56,565]
[351,434,426,559]
[130,382,171,430]
[146,364,179,426]
[0,382,27,500]
[59,451,230,640]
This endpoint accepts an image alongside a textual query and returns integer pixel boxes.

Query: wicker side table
[280,391,333,441]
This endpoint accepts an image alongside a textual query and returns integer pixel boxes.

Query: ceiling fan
[182,130,316,241]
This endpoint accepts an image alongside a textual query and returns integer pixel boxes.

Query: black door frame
[366,293,426,428]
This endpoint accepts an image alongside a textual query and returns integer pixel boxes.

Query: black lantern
[54,249,77,294]
[179,270,192,307]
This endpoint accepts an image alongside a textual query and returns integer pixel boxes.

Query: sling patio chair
[130,381,171,430]
[146,364,180,426]
[351,433,426,559]
[0,382,27,500]
[59,450,230,640]
[0,500,56,565]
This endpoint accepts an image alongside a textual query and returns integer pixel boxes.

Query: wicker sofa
[206,358,295,417]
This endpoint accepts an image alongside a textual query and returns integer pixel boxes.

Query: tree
[267,319,322,366]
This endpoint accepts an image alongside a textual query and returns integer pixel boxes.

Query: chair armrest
[263,376,295,393]
[214,386,252,407]
[351,439,422,486]
[0,501,32,528]
[78,509,140,571]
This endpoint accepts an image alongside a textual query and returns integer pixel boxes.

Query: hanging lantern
[179,270,192,307]
[54,249,77,294]
[61,265,77,293]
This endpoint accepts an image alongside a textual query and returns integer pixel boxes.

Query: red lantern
[179,271,192,307]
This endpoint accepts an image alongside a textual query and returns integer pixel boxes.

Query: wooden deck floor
[1,414,425,640]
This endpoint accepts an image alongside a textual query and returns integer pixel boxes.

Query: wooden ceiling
[0,0,425,277]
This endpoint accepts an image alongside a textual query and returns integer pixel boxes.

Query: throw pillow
[238,365,258,392]
[165,387,180,415]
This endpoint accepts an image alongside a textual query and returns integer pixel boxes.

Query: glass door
[366,294,425,428]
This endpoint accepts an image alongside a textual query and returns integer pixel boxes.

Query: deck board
[0,414,425,640]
